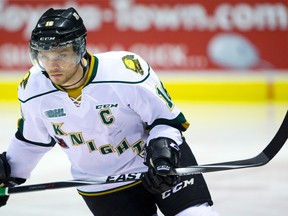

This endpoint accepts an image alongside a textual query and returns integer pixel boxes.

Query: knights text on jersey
[7,51,189,193]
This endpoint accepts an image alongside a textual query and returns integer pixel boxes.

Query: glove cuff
[146,137,181,168]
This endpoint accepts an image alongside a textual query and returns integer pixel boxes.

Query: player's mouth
[49,72,63,77]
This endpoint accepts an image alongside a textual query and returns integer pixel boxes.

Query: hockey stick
[176,111,288,175]
[1,110,287,196]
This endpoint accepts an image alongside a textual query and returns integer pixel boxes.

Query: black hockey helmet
[30,7,87,67]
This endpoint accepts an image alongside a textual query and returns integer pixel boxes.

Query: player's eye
[58,53,66,58]
[38,54,49,61]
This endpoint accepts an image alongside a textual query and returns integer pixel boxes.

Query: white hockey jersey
[6,51,189,194]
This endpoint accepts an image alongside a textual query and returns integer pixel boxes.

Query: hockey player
[0,7,219,216]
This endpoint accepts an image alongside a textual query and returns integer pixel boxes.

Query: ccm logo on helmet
[161,178,194,199]
[40,37,56,41]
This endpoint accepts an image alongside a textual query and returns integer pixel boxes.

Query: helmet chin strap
[60,57,89,89]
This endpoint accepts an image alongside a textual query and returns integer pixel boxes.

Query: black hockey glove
[142,137,181,194]
[0,152,26,207]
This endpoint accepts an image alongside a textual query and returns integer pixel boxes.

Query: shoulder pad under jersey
[18,66,58,103]
[92,51,151,84]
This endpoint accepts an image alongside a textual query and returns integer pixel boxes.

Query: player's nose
[43,60,62,72]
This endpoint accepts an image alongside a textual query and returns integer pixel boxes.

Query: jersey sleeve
[7,137,53,179]
[117,53,190,145]
[6,70,55,179]
[17,69,56,145]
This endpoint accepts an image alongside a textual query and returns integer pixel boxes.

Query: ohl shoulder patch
[122,55,144,75]
[20,71,31,89]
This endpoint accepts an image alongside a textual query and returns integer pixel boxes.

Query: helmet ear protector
[29,7,87,70]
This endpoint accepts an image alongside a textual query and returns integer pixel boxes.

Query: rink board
[0,72,288,102]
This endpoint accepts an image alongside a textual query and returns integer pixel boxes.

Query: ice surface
[0,101,287,216]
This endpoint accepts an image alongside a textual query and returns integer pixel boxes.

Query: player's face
[37,45,82,86]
